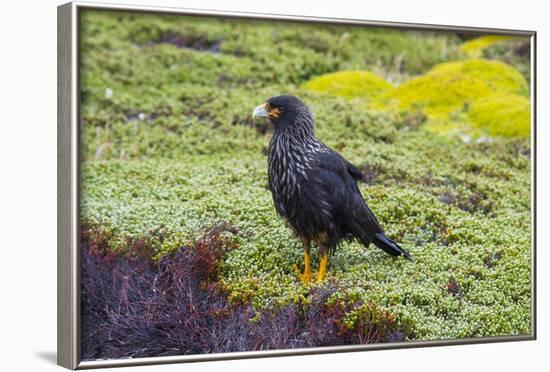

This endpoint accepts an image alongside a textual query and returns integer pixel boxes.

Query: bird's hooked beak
[252,104,268,119]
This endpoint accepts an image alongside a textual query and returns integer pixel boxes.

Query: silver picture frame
[58,1,537,369]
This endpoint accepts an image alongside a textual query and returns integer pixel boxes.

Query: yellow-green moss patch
[460,36,516,58]
[377,59,528,118]
[468,94,531,137]
[303,71,393,100]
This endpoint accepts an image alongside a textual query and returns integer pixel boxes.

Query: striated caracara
[252,95,411,282]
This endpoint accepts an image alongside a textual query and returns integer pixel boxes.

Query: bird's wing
[312,148,411,258]
[311,151,382,240]
[321,145,366,182]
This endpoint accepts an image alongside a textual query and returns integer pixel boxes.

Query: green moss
[468,94,531,137]
[460,35,516,58]
[302,71,393,100]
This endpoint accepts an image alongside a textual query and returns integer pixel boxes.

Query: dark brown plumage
[252,95,411,282]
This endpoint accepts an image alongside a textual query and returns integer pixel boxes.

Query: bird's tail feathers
[373,233,412,260]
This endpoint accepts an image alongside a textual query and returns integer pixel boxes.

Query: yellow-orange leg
[299,251,313,282]
[317,254,328,282]
[299,240,312,283]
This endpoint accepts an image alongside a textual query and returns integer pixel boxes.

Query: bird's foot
[299,269,313,283]
[316,271,326,283]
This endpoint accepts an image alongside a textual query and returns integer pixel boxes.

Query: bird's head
[252,95,314,134]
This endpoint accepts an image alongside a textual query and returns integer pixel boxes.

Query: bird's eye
[267,105,282,119]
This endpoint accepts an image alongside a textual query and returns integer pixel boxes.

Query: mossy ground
[80,10,532,343]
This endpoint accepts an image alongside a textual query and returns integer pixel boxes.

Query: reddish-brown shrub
[81,224,406,360]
